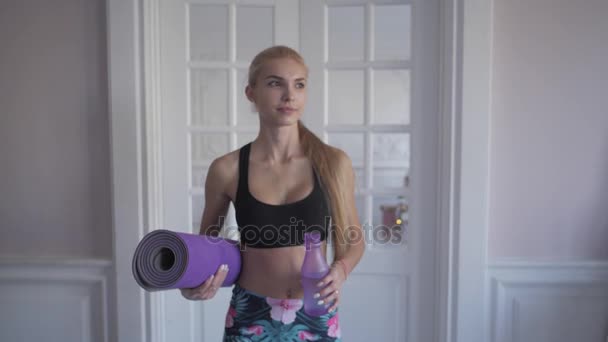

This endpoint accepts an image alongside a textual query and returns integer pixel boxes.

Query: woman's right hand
[180,264,229,300]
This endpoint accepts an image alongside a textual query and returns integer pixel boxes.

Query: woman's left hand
[315,262,347,313]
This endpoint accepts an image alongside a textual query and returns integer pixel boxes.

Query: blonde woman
[181,46,365,341]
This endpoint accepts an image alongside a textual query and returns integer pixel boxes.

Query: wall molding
[487,260,608,342]
[0,257,112,342]
[142,0,167,341]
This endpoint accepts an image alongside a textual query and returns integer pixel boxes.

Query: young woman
[181,46,365,341]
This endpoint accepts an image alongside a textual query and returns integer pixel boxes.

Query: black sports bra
[234,142,331,248]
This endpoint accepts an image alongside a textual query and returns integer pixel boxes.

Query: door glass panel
[355,196,366,224]
[374,5,411,61]
[327,133,365,166]
[190,69,229,126]
[222,205,241,240]
[372,133,410,167]
[373,69,410,125]
[189,5,229,61]
[237,6,274,62]
[237,132,258,147]
[192,166,207,189]
[372,195,408,247]
[328,6,365,62]
[328,70,365,125]
[191,133,230,163]
[373,168,409,189]
[353,167,365,192]
[354,195,367,245]
[191,194,204,232]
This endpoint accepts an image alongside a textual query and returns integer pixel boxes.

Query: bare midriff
[236,242,327,299]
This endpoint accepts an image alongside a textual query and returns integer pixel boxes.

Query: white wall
[0,1,113,340]
[0,0,112,258]
[487,1,608,341]
[489,0,608,261]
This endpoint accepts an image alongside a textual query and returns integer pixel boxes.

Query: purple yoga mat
[132,229,241,291]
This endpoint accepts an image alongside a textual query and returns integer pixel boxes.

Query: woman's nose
[282,86,295,101]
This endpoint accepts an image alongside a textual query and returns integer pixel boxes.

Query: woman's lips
[277,107,296,114]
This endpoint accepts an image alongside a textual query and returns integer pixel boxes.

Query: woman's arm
[199,156,232,237]
[179,157,232,301]
[316,151,365,313]
[331,150,365,279]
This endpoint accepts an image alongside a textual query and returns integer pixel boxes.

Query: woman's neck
[253,122,303,163]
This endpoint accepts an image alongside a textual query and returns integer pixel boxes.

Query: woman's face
[246,58,308,126]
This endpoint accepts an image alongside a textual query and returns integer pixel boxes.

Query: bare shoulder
[205,149,240,200]
[208,149,239,177]
[325,145,353,172]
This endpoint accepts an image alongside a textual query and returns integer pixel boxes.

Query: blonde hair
[247,45,351,259]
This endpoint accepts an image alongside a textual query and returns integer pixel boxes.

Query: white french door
[299,1,439,342]
[154,0,439,341]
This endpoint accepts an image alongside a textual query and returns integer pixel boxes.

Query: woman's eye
[268,80,280,87]
[296,82,306,89]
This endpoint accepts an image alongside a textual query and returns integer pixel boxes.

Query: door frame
[106,0,493,341]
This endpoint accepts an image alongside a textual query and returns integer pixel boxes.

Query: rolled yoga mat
[132,229,241,291]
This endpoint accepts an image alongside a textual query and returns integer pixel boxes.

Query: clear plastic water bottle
[301,232,330,316]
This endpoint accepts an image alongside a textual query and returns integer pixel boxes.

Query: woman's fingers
[327,294,340,313]
[321,283,341,313]
[313,285,340,314]
[180,263,229,300]
[179,288,194,299]
[316,286,340,304]
[316,267,338,289]
[197,273,216,299]
[313,268,343,312]
[201,264,229,299]
[316,268,343,297]
[215,264,229,284]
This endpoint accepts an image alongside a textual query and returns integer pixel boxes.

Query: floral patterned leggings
[223,283,341,341]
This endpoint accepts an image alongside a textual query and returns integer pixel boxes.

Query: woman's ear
[245,85,258,113]
[245,85,254,103]
[245,86,258,113]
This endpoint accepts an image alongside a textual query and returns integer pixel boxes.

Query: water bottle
[301,232,330,316]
